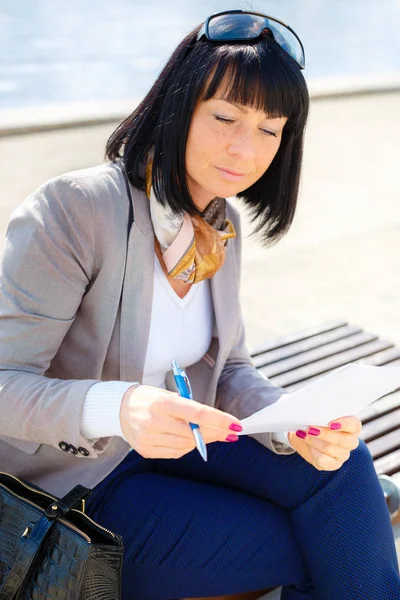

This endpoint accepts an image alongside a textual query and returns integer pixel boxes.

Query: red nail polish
[296,430,307,439]
[229,423,243,432]
[226,434,239,442]
[330,422,342,430]
[308,427,320,436]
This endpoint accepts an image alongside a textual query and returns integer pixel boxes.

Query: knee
[340,438,375,479]
[349,438,373,465]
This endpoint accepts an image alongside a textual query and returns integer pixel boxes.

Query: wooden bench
[191,319,400,600]
[250,318,400,508]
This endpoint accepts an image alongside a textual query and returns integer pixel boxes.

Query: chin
[220,185,248,199]
[208,181,247,199]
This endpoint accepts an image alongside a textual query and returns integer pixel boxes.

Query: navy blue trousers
[86,437,400,600]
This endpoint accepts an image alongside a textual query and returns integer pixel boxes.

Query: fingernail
[226,434,239,442]
[296,430,307,439]
[229,423,243,432]
[308,427,320,436]
[330,422,342,430]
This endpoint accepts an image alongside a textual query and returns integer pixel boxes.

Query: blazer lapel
[210,240,240,376]
[119,184,155,384]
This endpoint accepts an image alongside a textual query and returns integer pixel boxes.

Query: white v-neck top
[142,255,214,389]
[81,255,292,449]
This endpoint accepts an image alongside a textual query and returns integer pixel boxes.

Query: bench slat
[268,339,393,389]
[362,429,400,460]
[373,449,400,476]
[282,345,400,393]
[260,332,378,377]
[250,319,348,356]
[252,325,362,368]
[358,390,400,424]
[383,358,400,367]
[357,347,400,366]
[359,408,400,442]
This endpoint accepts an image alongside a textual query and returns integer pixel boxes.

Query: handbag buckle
[44,503,63,519]
[21,526,31,538]
[21,520,35,539]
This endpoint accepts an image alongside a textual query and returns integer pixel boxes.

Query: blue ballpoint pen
[171,360,208,462]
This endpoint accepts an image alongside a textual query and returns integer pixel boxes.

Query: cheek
[186,123,221,171]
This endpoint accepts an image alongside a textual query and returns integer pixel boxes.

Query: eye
[214,114,235,124]
[214,113,279,137]
[260,128,278,138]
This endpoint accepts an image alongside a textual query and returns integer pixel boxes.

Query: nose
[227,128,256,161]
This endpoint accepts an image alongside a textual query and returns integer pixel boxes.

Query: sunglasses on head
[196,9,305,70]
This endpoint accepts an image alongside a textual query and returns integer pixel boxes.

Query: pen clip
[171,360,193,399]
[183,375,192,398]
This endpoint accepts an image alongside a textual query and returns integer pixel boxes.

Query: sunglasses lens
[263,19,305,68]
[208,13,265,40]
[207,14,305,68]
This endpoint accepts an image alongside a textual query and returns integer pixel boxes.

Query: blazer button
[68,444,78,455]
[59,441,70,452]
[78,447,90,456]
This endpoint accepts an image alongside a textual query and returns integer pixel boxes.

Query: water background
[0,0,399,110]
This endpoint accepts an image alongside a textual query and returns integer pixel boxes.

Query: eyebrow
[215,98,281,126]
[218,99,249,114]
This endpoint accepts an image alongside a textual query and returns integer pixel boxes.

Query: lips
[215,166,248,183]
[217,167,246,176]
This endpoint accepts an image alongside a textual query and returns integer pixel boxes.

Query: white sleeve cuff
[81,381,139,441]
[271,431,293,449]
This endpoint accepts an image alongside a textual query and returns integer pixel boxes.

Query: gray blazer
[0,160,293,497]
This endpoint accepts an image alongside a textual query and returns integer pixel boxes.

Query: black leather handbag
[0,472,124,600]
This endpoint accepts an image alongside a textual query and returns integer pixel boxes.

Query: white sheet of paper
[239,363,400,434]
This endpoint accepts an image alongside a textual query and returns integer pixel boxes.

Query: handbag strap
[0,484,92,600]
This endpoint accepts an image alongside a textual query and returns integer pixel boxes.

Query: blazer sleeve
[216,203,295,455]
[0,175,107,457]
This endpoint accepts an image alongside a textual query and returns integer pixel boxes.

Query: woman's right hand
[120,384,242,459]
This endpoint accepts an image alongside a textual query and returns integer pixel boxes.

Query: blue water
[0,0,399,109]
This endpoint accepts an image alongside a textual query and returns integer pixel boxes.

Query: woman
[0,10,399,600]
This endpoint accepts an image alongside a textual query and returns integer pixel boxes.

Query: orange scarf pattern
[146,160,236,284]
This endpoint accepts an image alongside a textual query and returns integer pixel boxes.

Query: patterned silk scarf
[146,159,236,284]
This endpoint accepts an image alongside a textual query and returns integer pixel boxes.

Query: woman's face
[185,88,288,211]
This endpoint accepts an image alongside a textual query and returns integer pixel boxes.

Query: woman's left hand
[287,416,362,471]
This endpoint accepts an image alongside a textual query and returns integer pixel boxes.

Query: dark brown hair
[106,23,309,244]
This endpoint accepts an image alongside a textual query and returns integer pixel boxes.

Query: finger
[151,414,234,443]
[164,396,241,431]
[327,416,362,434]
[151,414,194,438]
[309,447,343,471]
[305,436,352,462]
[141,445,195,460]
[305,426,360,451]
[148,431,196,451]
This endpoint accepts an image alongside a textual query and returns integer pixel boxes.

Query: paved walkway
[1,91,400,575]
